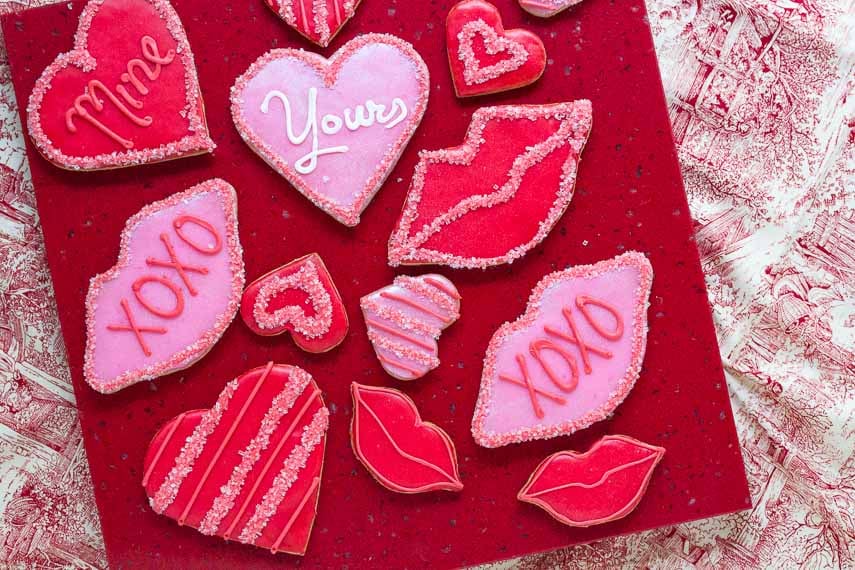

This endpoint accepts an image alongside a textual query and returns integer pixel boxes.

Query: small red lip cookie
[388,101,592,269]
[231,34,429,227]
[360,274,461,380]
[264,0,361,47]
[240,253,348,353]
[471,252,653,448]
[84,179,244,394]
[518,435,665,527]
[143,363,329,555]
[350,383,463,493]
[446,0,547,97]
[518,0,585,19]
[26,0,215,171]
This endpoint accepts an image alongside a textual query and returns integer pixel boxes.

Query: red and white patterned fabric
[0,0,851,568]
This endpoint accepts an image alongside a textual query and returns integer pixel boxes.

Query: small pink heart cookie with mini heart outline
[231,34,429,227]
[360,274,461,380]
[84,179,245,394]
[472,252,653,447]
[446,0,547,97]
[264,0,362,47]
[518,0,585,18]
[240,253,349,353]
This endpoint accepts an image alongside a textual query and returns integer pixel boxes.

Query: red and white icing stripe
[360,274,461,380]
[457,19,528,85]
[252,260,332,338]
[265,0,359,47]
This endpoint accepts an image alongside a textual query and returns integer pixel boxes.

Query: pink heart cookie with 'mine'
[471,252,653,448]
[231,34,429,227]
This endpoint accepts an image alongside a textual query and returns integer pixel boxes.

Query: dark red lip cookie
[388,101,592,269]
[26,0,215,171]
[240,253,349,353]
[446,0,547,97]
[143,363,329,555]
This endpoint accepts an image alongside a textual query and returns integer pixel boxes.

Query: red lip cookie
[518,0,585,18]
[240,253,348,353]
[26,0,214,171]
[264,0,361,47]
[471,252,653,447]
[518,435,664,527]
[388,101,592,269]
[231,34,429,227]
[350,383,463,493]
[143,363,329,555]
[446,0,546,97]
[360,274,461,380]
[84,179,244,394]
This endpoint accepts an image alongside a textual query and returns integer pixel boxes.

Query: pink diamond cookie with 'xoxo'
[231,34,429,227]
[471,252,653,447]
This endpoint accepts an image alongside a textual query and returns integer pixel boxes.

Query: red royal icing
[240,253,349,353]
[350,383,463,494]
[27,0,214,170]
[388,101,592,269]
[264,0,361,47]
[518,434,665,527]
[446,0,547,98]
[143,363,329,555]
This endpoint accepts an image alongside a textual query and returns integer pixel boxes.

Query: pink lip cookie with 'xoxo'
[231,34,429,227]
[471,252,653,447]
[84,179,245,393]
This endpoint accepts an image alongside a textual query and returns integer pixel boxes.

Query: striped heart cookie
[264,0,361,48]
[360,274,461,380]
[143,363,329,555]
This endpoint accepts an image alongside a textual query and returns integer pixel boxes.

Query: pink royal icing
[84,179,245,393]
[471,252,653,447]
[230,34,429,227]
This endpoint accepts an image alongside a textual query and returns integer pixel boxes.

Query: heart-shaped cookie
[143,363,329,555]
[471,252,653,447]
[231,34,429,227]
[446,0,546,97]
[27,0,214,171]
[519,0,585,18]
[264,0,362,47]
[360,274,461,380]
[240,253,349,353]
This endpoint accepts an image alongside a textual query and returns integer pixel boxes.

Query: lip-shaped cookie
[231,33,429,227]
[241,253,348,353]
[360,274,461,380]
[264,0,362,47]
[143,363,329,555]
[446,0,547,97]
[471,252,653,447]
[388,101,592,269]
[518,434,664,527]
[84,179,244,393]
[27,0,214,171]
[350,383,463,493]
[518,0,585,18]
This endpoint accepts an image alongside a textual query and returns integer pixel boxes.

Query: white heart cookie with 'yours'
[231,34,429,227]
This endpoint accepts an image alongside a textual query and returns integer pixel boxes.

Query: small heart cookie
[143,363,329,555]
[264,0,362,47]
[446,0,546,97]
[240,253,349,353]
[231,34,429,227]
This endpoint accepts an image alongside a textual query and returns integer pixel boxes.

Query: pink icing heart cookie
[350,383,463,493]
[518,0,585,18]
[84,179,244,393]
[27,0,214,171]
[264,0,361,47]
[230,34,429,227]
[471,252,653,447]
[446,0,547,97]
[360,274,461,380]
[143,363,329,555]
[518,435,664,527]
[388,101,592,269]
[240,253,349,353]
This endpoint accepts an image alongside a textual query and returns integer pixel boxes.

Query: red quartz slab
[2,0,750,567]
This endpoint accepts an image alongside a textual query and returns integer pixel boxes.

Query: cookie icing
[264,0,360,47]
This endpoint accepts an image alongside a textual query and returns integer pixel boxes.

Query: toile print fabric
[0,0,852,568]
